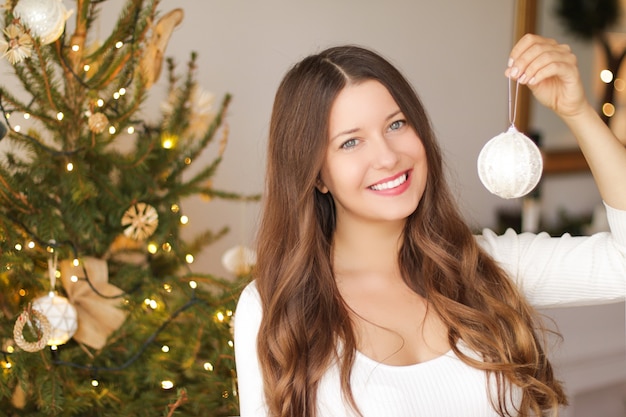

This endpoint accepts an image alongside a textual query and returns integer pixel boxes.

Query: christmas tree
[0,0,255,415]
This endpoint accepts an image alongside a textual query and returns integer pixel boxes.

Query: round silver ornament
[32,291,78,346]
[477,126,543,199]
[13,0,71,45]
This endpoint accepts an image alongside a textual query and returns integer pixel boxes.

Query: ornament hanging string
[508,76,520,128]
[47,240,58,294]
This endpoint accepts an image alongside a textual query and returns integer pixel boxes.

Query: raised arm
[506,34,626,210]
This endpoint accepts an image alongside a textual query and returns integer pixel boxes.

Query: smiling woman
[233,37,626,417]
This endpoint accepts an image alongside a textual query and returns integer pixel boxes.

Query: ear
[315,177,329,194]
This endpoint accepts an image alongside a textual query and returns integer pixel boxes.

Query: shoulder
[235,280,262,325]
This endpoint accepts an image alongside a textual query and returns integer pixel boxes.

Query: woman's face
[318,80,428,228]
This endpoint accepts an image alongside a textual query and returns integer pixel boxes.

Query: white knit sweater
[234,203,626,417]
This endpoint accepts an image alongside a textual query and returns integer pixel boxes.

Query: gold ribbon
[60,257,126,350]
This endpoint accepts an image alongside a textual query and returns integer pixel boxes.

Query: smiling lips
[368,171,410,191]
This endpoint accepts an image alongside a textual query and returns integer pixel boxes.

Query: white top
[234,203,626,417]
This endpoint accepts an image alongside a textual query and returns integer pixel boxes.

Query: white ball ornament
[32,291,78,346]
[13,0,72,45]
[221,245,256,276]
[477,126,543,199]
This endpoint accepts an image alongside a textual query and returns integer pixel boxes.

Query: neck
[332,217,405,276]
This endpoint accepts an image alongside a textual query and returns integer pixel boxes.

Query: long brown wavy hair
[254,45,567,417]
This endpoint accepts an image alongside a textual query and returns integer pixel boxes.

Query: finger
[506,39,573,83]
[525,52,578,87]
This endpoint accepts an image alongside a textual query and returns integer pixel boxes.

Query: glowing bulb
[113,92,120,100]
[73,258,79,266]
[91,379,99,387]
[56,112,64,120]
[18,289,26,296]
[71,44,80,52]
[203,362,214,371]
[189,280,198,289]
[97,99,104,107]
[161,345,169,353]
[127,126,135,134]
[6,346,14,353]
[13,125,21,132]
[170,204,180,213]
[108,126,116,134]
[50,345,58,351]
[161,380,174,390]
[3,361,11,369]
[163,283,172,292]
[119,88,126,95]
[226,310,233,317]
[600,69,614,84]
[216,311,225,322]
[180,215,189,225]
[185,254,194,264]
[23,113,30,119]
[115,41,123,49]
[149,299,158,309]
[162,242,172,252]
[66,162,74,171]
[70,275,78,283]
[14,243,22,250]
[184,157,192,165]
[27,241,35,249]
[228,340,234,348]
[147,242,158,254]
[602,102,616,117]
[83,64,90,72]
[477,126,542,199]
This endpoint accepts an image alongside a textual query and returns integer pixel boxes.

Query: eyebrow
[330,109,403,142]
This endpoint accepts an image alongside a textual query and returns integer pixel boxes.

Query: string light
[600,69,614,84]
[161,380,174,390]
[56,112,64,120]
[27,241,35,249]
[118,88,126,96]
[203,362,214,371]
[66,162,74,171]
[71,44,80,52]
[189,281,197,289]
[23,113,30,119]
[163,283,172,293]
[91,379,99,387]
[170,204,180,213]
[14,243,22,251]
[161,345,169,353]
[18,289,26,296]
[127,126,135,134]
[113,92,120,100]
[602,102,616,117]
[108,126,116,134]
[73,258,79,266]
[147,242,158,254]
[185,254,194,264]
[115,41,123,49]
[51,345,58,351]
[180,215,189,225]
[70,275,78,283]
[162,242,172,252]
[13,125,20,132]
[6,346,14,354]
[184,157,192,165]
[227,341,234,348]
[97,99,104,107]
[83,64,90,72]
[216,311,225,322]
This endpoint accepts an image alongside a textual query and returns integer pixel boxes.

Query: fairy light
[83,64,90,72]
[161,135,176,149]
[203,362,214,371]
[127,126,135,134]
[161,345,170,353]
[50,345,58,351]
[149,299,157,309]
[170,204,180,213]
[27,241,35,249]
[108,126,116,134]
[115,41,123,49]
[216,311,225,322]
[600,69,614,84]
[18,289,26,296]
[185,254,194,264]
[184,157,192,165]
[147,242,158,254]
[163,283,172,293]
[228,340,234,348]
[113,92,120,100]
[56,112,64,121]
[23,113,30,119]
[180,215,189,225]
[71,44,80,52]
[118,88,126,96]
[6,346,14,354]
[97,99,104,107]
[189,280,197,289]
[67,162,74,171]
[603,102,616,118]
[162,242,172,252]
[91,379,99,387]
[2,360,11,369]
[14,243,22,251]
[161,380,174,390]
[70,275,78,283]
[13,125,20,132]
[5,112,10,119]
[226,310,233,317]
[73,258,79,267]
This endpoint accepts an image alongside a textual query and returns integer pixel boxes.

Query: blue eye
[389,120,405,131]
[341,138,358,149]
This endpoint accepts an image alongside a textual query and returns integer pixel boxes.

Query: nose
[371,136,400,169]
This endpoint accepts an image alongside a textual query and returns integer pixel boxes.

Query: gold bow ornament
[60,257,127,350]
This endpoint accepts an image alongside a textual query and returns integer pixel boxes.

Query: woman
[234,34,626,417]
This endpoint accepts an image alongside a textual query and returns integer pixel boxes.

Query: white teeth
[370,173,408,191]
